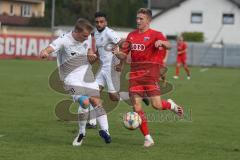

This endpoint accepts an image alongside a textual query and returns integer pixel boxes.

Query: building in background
[0,0,45,26]
[150,0,240,44]
[0,0,50,59]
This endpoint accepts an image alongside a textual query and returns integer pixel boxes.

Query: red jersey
[125,29,168,85]
[177,41,187,56]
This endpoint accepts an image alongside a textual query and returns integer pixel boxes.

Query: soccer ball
[123,112,142,130]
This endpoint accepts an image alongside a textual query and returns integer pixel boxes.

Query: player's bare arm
[178,49,187,55]
[113,50,127,60]
[155,40,171,49]
[112,40,126,71]
[40,46,55,59]
[87,48,98,64]
[112,46,127,60]
[163,50,169,64]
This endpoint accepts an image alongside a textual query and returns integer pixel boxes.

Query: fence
[167,42,240,67]
[0,32,240,68]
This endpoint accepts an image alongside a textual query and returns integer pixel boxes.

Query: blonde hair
[137,8,152,19]
[74,18,93,33]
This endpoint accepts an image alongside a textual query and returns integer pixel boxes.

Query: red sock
[136,110,149,136]
[161,100,171,110]
[176,66,180,76]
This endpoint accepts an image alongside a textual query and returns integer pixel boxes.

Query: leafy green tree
[29,0,146,28]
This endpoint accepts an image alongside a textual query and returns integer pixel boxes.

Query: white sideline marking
[200,68,209,72]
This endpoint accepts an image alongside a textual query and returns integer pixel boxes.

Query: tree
[29,0,146,28]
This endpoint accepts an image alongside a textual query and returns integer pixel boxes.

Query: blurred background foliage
[29,0,147,28]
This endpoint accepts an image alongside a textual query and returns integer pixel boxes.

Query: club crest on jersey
[144,37,150,41]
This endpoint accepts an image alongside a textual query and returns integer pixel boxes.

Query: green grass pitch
[0,59,239,160]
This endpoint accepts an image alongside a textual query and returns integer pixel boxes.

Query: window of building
[21,4,31,17]
[222,13,234,24]
[191,12,203,24]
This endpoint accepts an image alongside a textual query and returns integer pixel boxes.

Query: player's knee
[89,96,101,107]
[133,104,143,112]
[109,93,120,101]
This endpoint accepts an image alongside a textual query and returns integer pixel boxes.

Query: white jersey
[94,27,121,69]
[50,31,92,81]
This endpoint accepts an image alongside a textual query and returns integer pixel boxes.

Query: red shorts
[129,83,161,98]
[129,63,161,97]
[177,54,186,64]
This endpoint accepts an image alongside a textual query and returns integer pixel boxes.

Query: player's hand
[39,50,49,59]
[155,40,164,48]
[87,49,97,64]
[163,58,167,64]
[114,63,123,72]
[112,45,120,54]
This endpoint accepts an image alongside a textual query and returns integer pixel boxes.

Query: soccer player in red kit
[114,8,184,147]
[141,38,169,105]
[173,36,191,80]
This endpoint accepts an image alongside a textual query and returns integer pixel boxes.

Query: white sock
[97,114,109,135]
[167,99,176,111]
[79,120,87,136]
[145,134,153,142]
[78,106,88,135]
[88,104,97,125]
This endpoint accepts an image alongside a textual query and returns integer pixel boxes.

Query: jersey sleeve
[156,32,167,41]
[121,33,132,54]
[106,29,121,44]
[49,35,65,52]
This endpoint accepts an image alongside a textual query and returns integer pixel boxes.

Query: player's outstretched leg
[86,104,97,129]
[174,63,180,79]
[136,110,154,147]
[183,63,191,80]
[167,99,184,117]
[151,97,184,118]
[96,107,111,143]
[91,97,111,144]
[72,98,89,146]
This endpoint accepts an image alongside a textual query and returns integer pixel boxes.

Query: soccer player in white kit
[94,12,122,100]
[86,12,124,127]
[39,18,111,146]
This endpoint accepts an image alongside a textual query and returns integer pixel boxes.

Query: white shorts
[96,68,120,93]
[64,65,99,97]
